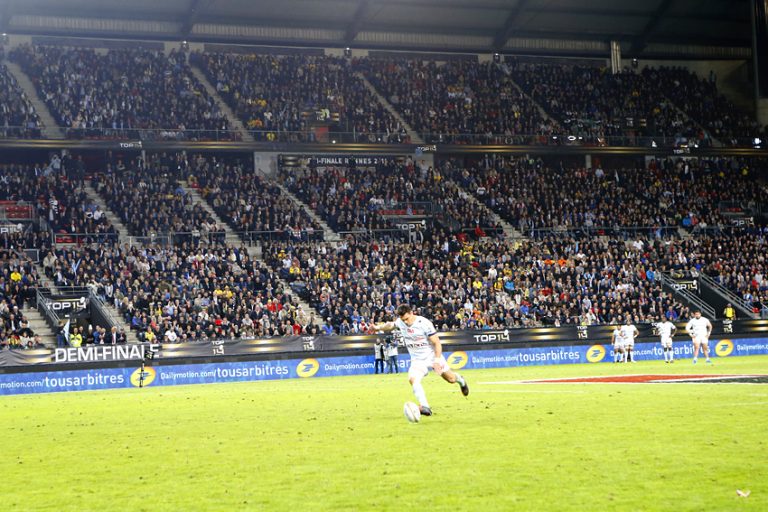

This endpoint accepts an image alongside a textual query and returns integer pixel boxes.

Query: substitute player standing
[611,325,624,363]
[620,318,639,363]
[373,304,469,416]
[657,316,677,363]
[685,310,713,364]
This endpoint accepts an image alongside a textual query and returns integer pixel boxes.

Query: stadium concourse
[1,147,766,347]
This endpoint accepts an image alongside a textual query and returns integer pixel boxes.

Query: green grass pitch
[2,356,767,511]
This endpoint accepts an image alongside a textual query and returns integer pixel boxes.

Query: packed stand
[281,156,501,236]
[180,154,324,241]
[91,155,226,244]
[444,155,768,235]
[0,47,43,138]
[264,234,693,334]
[10,45,235,141]
[507,61,706,147]
[0,249,42,349]
[0,158,118,244]
[356,58,557,144]
[446,156,674,235]
[660,232,768,316]
[643,67,765,146]
[43,242,317,341]
[192,52,409,143]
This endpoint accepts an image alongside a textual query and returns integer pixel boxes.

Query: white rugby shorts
[408,355,450,379]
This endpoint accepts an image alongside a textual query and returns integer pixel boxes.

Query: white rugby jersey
[394,315,437,362]
[620,324,637,343]
[658,321,675,339]
[686,317,712,338]
[611,328,621,343]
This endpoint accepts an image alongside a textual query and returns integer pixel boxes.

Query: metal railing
[522,225,681,239]
[699,273,760,320]
[2,122,764,148]
[51,232,120,245]
[659,272,716,319]
[36,287,61,333]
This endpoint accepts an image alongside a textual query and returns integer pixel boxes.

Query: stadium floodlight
[754,137,762,146]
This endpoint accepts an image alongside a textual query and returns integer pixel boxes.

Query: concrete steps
[101,302,140,343]
[355,72,425,144]
[181,184,322,327]
[3,61,66,139]
[24,305,57,348]
[496,63,561,131]
[180,185,241,246]
[271,181,338,241]
[189,65,254,142]
[82,183,130,243]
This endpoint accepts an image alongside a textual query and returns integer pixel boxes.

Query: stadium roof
[1,0,753,57]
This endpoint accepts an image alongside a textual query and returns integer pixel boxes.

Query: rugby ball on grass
[403,401,421,423]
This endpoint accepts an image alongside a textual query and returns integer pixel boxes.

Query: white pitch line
[481,389,588,394]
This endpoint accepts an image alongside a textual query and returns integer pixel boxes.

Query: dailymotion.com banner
[1,337,766,395]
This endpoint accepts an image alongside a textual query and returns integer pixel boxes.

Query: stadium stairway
[660,93,722,147]
[24,305,57,348]
[698,273,760,319]
[188,65,254,142]
[180,184,324,329]
[267,180,338,241]
[496,63,561,131]
[82,183,131,244]
[355,72,425,144]
[179,185,242,247]
[3,61,66,139]
[449,178,525,239]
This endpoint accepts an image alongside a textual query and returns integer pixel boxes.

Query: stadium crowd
[0,249,41,350]
[182,155,324,241]
[281,156,501,235]
[44,242,316,341]
[0,55,43,138]
[10,45,235,140]
[508,61,706,146]
[91,155,226,243]
[263,234,697,334]
[192,52,409,143]
[0,144,766,346]
[0,158,117,243]
[355,58,557,144]
[445,154,768,234]
[643,66,764,146]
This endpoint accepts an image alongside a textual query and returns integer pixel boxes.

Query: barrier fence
[3,319,766,368]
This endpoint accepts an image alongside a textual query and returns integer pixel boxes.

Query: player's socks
[455,374,469,396]
[412,381,428,407]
